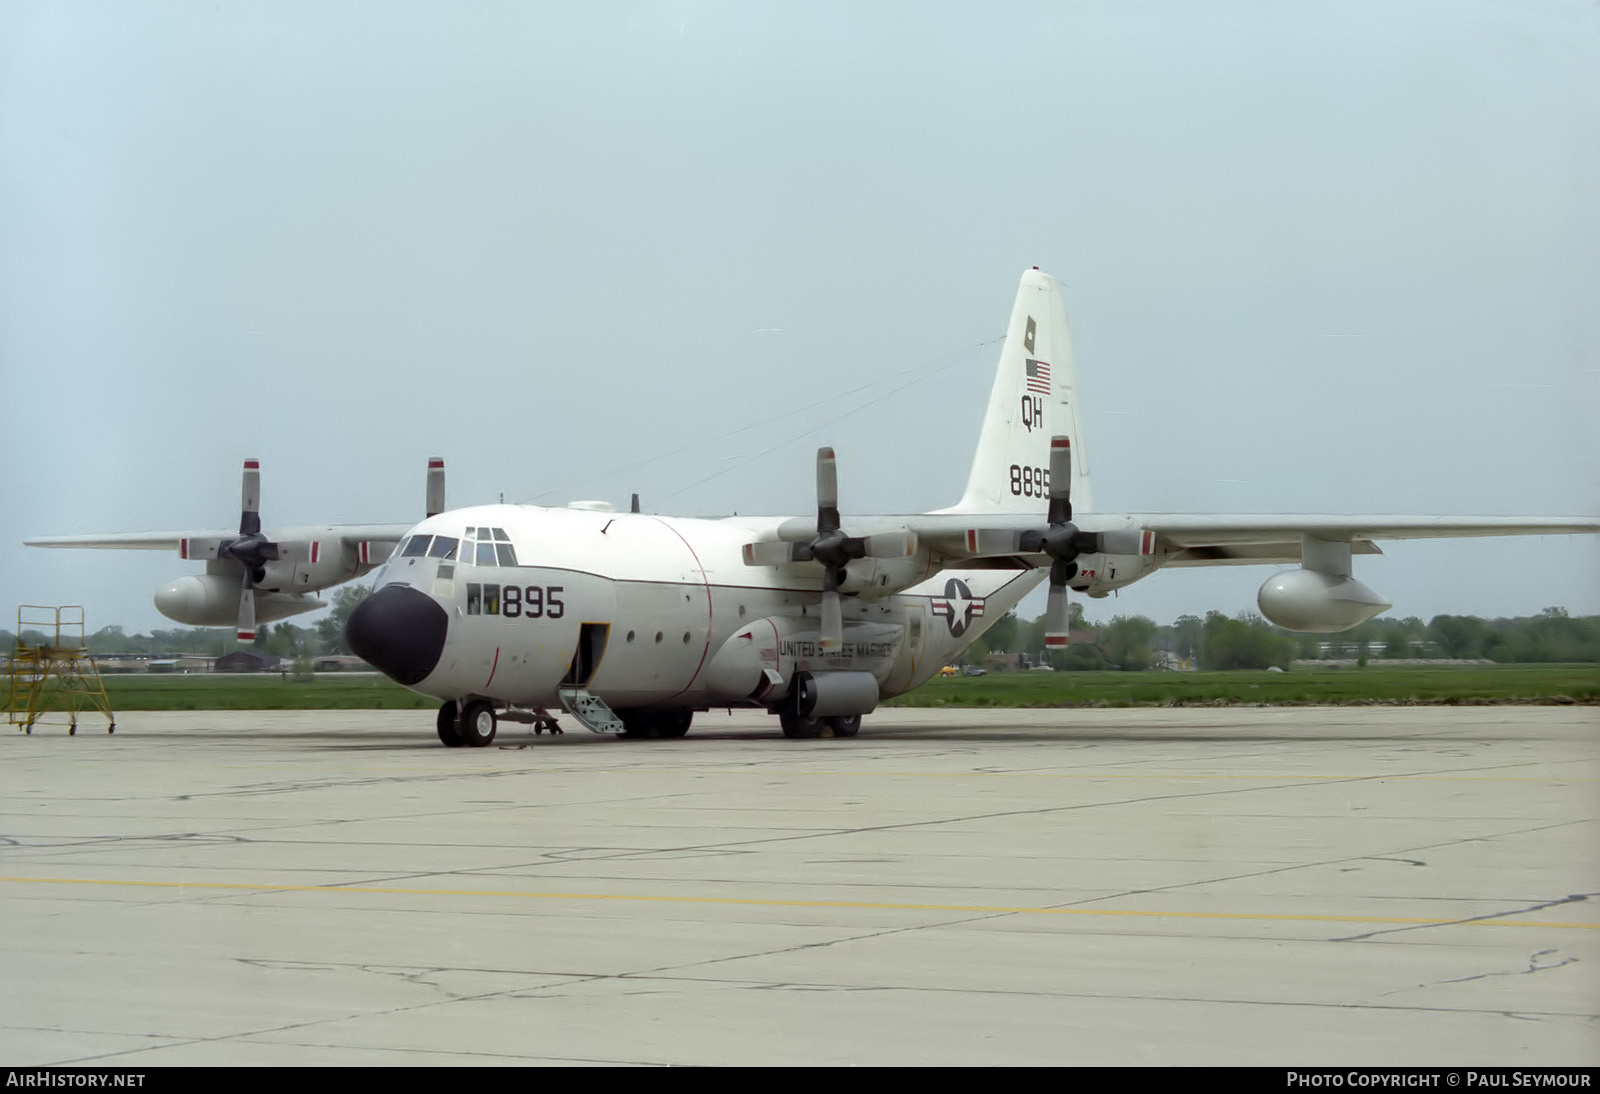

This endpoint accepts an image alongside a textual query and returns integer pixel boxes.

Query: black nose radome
[346,584,448,686]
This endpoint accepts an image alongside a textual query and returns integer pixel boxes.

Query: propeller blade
[1047,436,1072,526]
[1044,557,1077,649]
[816,447,840,534]
[236,575,257,643]
[1043,580,1071,649]
[426,457,445,517]
[240,459,261,535]
[819,580,843,651]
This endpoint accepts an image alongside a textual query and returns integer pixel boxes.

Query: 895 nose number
[466,583,565,619]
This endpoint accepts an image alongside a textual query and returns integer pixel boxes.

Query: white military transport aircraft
[27,268,1598,745]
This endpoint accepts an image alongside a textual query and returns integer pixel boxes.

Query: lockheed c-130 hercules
[27,268,1599,744]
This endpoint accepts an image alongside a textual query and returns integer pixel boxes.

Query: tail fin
[940,268,1091,514]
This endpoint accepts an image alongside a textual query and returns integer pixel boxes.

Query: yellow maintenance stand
[5,606,115,735]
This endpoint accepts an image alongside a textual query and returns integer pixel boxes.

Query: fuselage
[352,503,1044,713]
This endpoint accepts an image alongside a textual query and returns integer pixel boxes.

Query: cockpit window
[459,527,516,567]
[428,536,459,560]
[401,535,432,558]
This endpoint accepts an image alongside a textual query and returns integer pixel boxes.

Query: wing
[23,532,222,551]
[24,525,417,552]
[770,512,1600,567]
[1110,514,1600,568]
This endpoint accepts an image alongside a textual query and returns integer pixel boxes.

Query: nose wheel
[436,701,463,747]
[437,700,497,747]
[457,700,498,747]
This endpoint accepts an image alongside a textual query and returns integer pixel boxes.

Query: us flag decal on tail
[1024,358,1051,394]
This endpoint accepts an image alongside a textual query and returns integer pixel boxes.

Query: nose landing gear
[457,699,498,747]
[436,700,463,746]
[436,699,498,746]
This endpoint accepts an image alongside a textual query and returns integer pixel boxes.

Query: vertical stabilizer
[939,268,1091,514]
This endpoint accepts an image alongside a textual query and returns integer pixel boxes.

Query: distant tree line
[963,606,1600,671]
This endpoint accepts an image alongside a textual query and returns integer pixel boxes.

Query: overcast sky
[2,1,1596,636]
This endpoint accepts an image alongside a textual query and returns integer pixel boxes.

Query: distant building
[312,655,368,672]
[214,650,281,673]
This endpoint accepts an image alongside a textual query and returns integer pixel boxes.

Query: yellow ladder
[5,606,116,735]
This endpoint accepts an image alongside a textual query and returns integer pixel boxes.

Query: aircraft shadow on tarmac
[64,723,1539,750]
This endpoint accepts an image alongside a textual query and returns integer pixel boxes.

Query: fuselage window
[402,535,432,558]
[466,584,481,615]
[483,583,501,615]
[428,536,459,560]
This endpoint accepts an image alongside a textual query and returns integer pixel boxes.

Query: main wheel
[826,714,861,738]
[436,701,463,747]
[618,709,693,739]
[458,700,497,747]
[618,709,654,738]
[779,710,823,739]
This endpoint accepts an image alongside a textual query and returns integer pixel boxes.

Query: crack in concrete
[1334,892,1595,942]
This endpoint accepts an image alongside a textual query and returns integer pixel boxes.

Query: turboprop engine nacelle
[1257,569,1390,633]
[155,575,325,628]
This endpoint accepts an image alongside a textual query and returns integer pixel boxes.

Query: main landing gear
[778,711,861,739]
[617,709,693,739]
[776,691,861,739]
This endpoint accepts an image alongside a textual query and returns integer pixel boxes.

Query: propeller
[1019,437,1096,649]
[173,459,283,641]
[215,459,280,642]
[743,447,916,651]
[176,456,449,643]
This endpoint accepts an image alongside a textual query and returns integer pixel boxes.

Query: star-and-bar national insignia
[1023,316,1036,355]
[931,577,987,638]
[1024,358,1051,394]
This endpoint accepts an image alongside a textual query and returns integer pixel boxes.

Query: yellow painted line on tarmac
[2,875,1594,930]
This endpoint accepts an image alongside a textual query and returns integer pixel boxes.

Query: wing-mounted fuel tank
[1256,535,1390,633]
[154,574,325,628]
[702,617,904,704]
